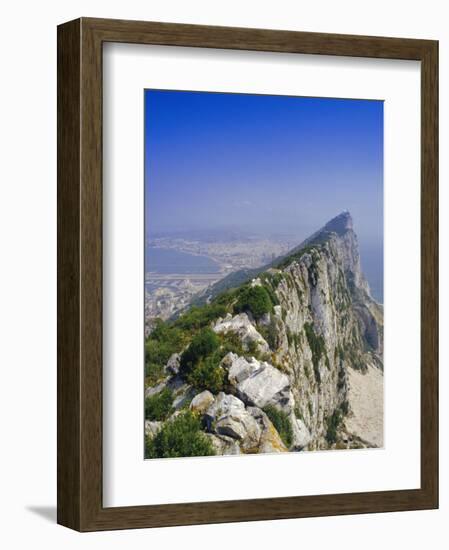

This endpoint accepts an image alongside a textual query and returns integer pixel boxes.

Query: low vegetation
[179,329,227,392]
[263,271,283,289]
[258,275,280,305]
[145,411,216,458]
[219,330,247,357]
[145,277,281,390]
[263,405,293,448]
[325,401,349,445]
[145,388,174,421]
[173,303,227,332]
[180,328,220,372]
[145,320,186,385]
[186,352,226,393]
[325,409,342,445]
[275,238,327,270]
[304,322,327,383]
[234,285,274,320]
[258,317,278,350]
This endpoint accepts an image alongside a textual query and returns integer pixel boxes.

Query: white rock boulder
[190,390,215,414]
[290,415,312,449]
[213,313,270,354]
[144,381,167,399]
[205,433,241,455]
[222,354,292,411]
[221,353,257,385]
[145,420,162,439]
[205,392,261,451]
[165,352,181,375]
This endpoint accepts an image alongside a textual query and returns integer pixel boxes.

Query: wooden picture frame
[57,17,438,531]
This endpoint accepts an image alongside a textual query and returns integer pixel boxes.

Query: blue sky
[144,89,383,247]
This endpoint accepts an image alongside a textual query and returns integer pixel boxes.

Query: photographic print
[144,90,384,459]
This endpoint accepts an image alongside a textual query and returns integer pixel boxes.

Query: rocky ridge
[144,212,383,458]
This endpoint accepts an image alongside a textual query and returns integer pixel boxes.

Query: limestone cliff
[144,212,383,458]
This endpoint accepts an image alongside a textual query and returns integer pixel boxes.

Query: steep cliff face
[257,211,383,448]
[144,212,383,458]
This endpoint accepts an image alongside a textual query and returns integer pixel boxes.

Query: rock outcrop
[213,313,270,354]
[204,393,262,451]
[220,352,292,411]
[190,390,215,414]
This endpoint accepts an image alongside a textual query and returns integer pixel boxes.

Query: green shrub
[145,320,185,384]
[344,346,367,372]
[213,288,239,308]
[219,330,246,357]
[340,400,349,415]
[218,330,263,361]
[246,339,259,356]
[325,409,343,445]
[262,282,280,306]
[179,328,225,391]
[263,405,293,448]
[335,344,345,362]
[145,411,216,459]
[258,318,278,350]
[293,332,301,351]
[151,319,184,345]
[304,363,311,380]
[144,356,165,385]
[145,388,174,421]
[337,367,346,390]
[308,400,313,417]
[270,272,284,289]
[174,303,227,332]
[304,323,327,383]
[234,286,273,320]
[180,328,220,375]
[276,241,327,270]
[186,353,226,393]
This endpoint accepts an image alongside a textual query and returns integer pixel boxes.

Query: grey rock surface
[213,313,270,354]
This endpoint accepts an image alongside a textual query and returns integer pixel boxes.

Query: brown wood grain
[57,18,81,531]
[57,17,439,532]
